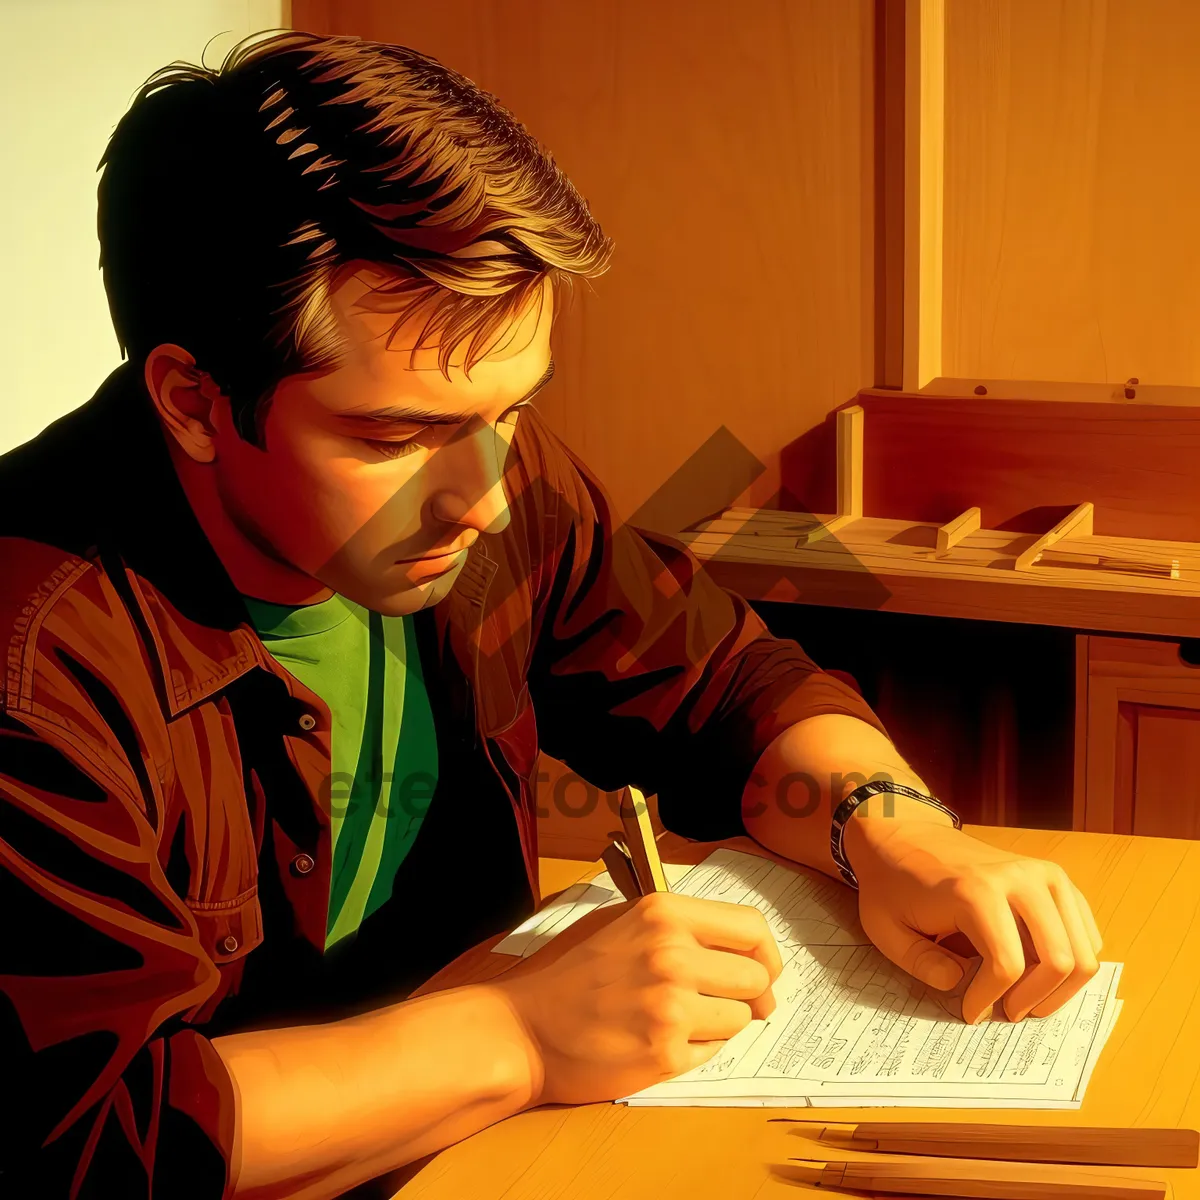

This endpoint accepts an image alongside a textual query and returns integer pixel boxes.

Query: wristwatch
[829,780,961,890]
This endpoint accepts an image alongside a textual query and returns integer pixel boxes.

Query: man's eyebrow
[339,358,555,428]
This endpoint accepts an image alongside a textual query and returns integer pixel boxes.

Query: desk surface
[390,827,1200,1200]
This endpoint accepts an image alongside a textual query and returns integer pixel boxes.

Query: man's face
[210,264,555,615]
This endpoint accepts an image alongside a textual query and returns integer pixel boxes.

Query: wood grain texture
[680,506,1200,639]
[290,0,878,522]
[690,552,1200,638]
[851,390,1200,542]
[942,0,1200,389]
[696,389,1200,634]
[384,828,1200,1199]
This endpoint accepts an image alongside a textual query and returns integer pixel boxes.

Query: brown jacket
[0,362,887,1197]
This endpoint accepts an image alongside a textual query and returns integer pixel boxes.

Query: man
[0,30,1101,1200]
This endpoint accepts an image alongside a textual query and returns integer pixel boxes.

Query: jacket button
[298,713,317,732]
[221,934,239,954]
[291,852,315,876]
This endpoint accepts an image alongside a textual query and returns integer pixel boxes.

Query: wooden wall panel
[290,0,877,524]
[942,0,1200,388]
[1079,636,1200,838]
[851,389,1200,541]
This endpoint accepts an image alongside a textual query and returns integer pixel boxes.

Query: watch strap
[829,780,961,890]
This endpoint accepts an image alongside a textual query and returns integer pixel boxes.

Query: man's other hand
[845,817,1103,1026]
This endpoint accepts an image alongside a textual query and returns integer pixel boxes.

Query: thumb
[869,917,967,991]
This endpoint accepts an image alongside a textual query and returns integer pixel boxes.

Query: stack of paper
[494,848,1123,1109]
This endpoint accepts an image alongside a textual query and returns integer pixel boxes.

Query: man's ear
[144,344,226,464]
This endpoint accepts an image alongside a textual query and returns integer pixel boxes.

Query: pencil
[780,1156,1167,1199]
[618,785,669,895]
[767,1120,1199,1169]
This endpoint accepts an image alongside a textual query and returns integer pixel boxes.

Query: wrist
[378,983,545,1116]
[843,789,956,863]
[471,982,547,1112]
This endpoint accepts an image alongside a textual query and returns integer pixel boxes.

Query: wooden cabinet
[1076,635,1200,838]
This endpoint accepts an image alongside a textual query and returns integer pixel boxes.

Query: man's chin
[370,562,464,616]
[413,568,462,611]
[314,558,465,617]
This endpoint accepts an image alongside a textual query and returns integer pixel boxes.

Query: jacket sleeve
[0,709,235,1198]
[523,417,893,842]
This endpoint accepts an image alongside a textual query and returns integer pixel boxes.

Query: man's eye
[366,437,423,460]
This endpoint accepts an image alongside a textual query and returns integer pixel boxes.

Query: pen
[611,785,668,897]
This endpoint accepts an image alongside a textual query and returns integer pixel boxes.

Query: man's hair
[97,30,613,443]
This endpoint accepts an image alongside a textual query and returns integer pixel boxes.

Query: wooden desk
[386,826,1200,1200]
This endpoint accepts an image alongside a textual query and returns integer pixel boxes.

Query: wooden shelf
[678,405,1200,638]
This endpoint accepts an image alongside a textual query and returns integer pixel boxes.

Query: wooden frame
[901,0,945,392]
[1076,635,1200,834]
[886,1,1200,405]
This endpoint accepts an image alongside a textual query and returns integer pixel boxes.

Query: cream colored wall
[0,0,285,455]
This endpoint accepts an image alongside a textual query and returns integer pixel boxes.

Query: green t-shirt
[243,593,438,949]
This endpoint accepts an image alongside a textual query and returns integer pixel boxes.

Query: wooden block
[1014,502,1094,571]
[836,404,864,519]
[936,506,982,552]
[798,512,859,546]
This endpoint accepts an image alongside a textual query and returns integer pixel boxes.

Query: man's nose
[427,420,512,536]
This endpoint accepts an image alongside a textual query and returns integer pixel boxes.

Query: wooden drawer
[1075,635,1200,837]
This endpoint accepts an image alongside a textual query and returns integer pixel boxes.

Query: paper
[492,862,697,957]
[496,848,1124,1109]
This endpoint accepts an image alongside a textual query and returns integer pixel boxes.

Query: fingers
[672,1039,728,1077]
[647,892,783,982]
[684,994,756,1043]
[1072,881,1104,957]
[749,987,777,1020]
[952,888,1028,1024]
[670,945,774,1002]
[998,885,1075,1021]
[951,866,1103,1025]
[630,896,780,1034]
[1004,878,1100,1021]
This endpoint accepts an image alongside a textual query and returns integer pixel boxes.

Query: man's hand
[493,892,782,1106]
[844,816,1104,1025]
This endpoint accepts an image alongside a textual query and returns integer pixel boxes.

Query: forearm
[741,713,953,879]
[214,983,538,1200]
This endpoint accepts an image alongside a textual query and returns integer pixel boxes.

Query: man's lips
[394,545,472,566]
